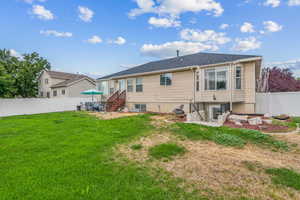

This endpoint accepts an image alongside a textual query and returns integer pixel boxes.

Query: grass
[0,112,201,200]
[266,168,300,190]
[149,143,186,159]
[131,144,143,150]
[171,123,289,150]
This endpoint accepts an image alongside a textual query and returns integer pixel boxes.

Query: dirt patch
[89,112,141,120]
[117,132,300,200]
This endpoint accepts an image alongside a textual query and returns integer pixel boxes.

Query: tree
[0,49,51,98]
[259,67,300,92]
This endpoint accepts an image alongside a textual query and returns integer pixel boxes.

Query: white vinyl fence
[256,92,300,116]
[0,97,92,117]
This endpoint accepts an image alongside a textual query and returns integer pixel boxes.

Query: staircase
[106,90,126,112]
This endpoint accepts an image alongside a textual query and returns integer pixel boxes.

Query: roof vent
[176,50,180,57]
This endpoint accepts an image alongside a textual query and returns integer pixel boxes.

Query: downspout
[230,62,234,112]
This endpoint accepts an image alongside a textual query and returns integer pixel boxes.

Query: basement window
[134,104,146,112]
[53,90,57,97]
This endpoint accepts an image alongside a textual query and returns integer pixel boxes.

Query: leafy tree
[0,49,51,98]
[260,67,300,92]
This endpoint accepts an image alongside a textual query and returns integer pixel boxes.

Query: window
[62,89,65,95]
[135,104,146,112]
[196,71,200,91]
[118,80,126,91]
[40,92,43,97]
[99,81,109,95]
[216,71,227,90]
[110,88,114,95]
[235,66,242,90]
[205,69,216,90]
[45,79,48,84]
[205,68,227,90]
[53,90,57,97]
[136,78,143,92]
[160,73,172,86]
[127,79,133,92]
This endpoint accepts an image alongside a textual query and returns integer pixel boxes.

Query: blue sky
[1,0,300,77]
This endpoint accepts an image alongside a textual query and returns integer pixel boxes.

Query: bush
[149,143,186,159]
[213,133,246,147]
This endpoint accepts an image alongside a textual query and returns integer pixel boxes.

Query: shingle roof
[98,52,261,80]
[46,71,95,88]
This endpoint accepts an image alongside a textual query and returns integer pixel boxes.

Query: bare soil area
[118,130,300,200]
[89,112,141,120]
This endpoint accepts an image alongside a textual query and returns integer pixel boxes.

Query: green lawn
[0,112,201,200]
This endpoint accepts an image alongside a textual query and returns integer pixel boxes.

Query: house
[97,52,262,121]
[38,70,96,98]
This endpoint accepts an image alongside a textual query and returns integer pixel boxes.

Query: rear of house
[97,52,262,121]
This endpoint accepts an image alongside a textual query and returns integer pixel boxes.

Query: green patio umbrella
[81,89,103,102]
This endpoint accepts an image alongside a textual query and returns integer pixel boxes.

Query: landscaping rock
[248,117,263,125]
[264,113,272,118]
[218,112,230,125]
[234,121,243,126]
[263,119,273,125]
[228,115,248,123]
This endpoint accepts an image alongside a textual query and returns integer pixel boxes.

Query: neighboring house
[38,70,96,98]
[97,52,262,121]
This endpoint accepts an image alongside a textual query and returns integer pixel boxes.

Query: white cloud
[148,17,181,28]
[129,0,224,18]
[180,29,231,46]
[22,0,46,4]
[233,37,261,51]
[219,23,229,30]
[31,5,54,20]
[264,0,280,7]
[141,41,217,58]
[111,37,127,45]
[240,22,255,33]
[87,36,102,44]
[9,49,21,58]
[40,30,73,37]
[263,21,282,32]
[288,0,300,6]
[78,6,94,22]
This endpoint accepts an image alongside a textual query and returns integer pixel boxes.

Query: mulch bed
[224,121,290,133]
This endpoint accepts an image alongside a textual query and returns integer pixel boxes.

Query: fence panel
[256,92,300,116]
[0,97,91,117]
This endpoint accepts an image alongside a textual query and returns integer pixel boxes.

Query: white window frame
[160,73,172,86]
[136,78,143,92]
[204,67,228,91]
[127,79,134,92]
[235,66,242,90]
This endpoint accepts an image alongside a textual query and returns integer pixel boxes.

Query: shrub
[213,133,246,147]
[149,143,186,159]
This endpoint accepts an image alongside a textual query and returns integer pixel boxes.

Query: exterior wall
[195,61,257,104]
[126,102,190,113]
[232,102,255,114]
[51,87,68,98]
[39,71,66,98]
[68,79,96,97]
